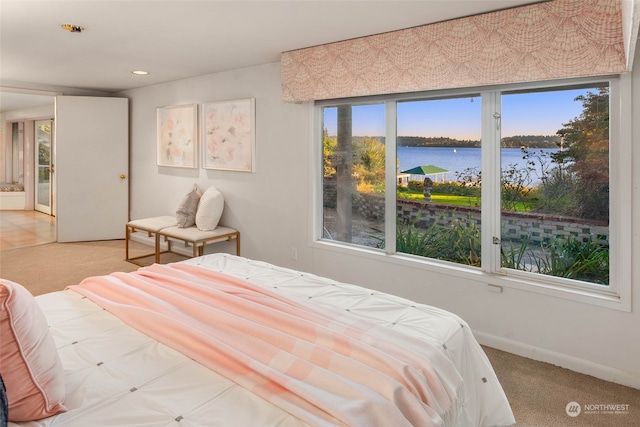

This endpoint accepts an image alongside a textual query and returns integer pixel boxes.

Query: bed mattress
[9,254,514,427]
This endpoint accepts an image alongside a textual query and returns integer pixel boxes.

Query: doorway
[34,119,54,215]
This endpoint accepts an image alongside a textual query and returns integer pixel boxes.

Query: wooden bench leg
[154,233,161,264]
[125,225,131,260]
[156,229,240,261]
[126,226,167,265]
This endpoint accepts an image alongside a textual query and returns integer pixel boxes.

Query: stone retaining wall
[323,179,609,245]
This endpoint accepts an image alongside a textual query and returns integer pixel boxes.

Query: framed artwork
[202,98,255,172]
[157,104,198,168]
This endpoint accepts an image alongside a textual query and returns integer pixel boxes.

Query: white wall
[125,59,639,388]
[124,63,310,264]
[3,104,54,122]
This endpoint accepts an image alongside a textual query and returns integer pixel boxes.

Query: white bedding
[10,254,515,427]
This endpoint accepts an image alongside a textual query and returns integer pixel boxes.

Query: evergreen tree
[555,87,609,220]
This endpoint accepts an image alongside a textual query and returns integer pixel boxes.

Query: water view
[397,146,559,185]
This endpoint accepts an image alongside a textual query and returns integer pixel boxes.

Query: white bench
[159,225,240,259]
[126,216,178,264]
[125,216,239,265]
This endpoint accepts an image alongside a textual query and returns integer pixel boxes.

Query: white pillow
[195,186,224,231]
[176,184,202,228]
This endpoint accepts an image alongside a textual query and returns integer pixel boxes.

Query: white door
[55,96,128,242]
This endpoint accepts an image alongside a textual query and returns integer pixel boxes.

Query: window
[322,103,386,247]
[499,85,610,286]
[317,77,628,307]
[396,95,482,266]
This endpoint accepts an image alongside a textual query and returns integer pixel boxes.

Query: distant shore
[351,135,561,149]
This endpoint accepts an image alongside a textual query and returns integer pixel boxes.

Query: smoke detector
[61,24,84,33]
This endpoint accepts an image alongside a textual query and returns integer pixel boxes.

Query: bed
[3,254,515,426]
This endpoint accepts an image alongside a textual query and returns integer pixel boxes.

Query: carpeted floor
[483,346,639,426]
[0,239,184,295]
[1,240,638,426]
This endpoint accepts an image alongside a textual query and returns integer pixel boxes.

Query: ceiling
[0,0,541,113]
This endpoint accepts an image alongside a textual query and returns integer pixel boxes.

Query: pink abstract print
[203,98,255,172]
[157,104,197,168]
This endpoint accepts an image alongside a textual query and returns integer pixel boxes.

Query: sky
[323,87,593,139]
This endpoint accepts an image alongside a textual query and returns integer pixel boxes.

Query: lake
[397,146,559,185]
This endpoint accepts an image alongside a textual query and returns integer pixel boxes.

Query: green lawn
[397,190,479,206]
[431,194,481,207]
[396,190,536,211]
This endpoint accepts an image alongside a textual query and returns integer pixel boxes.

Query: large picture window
[317,78,627,303]
[499,85,609,286]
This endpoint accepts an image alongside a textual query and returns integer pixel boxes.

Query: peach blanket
[69,263,462,426]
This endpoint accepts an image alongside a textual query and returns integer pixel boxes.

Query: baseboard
[474,330,640,390]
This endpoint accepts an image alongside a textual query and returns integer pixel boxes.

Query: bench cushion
[127,216,177,232]
[160,225,237,242]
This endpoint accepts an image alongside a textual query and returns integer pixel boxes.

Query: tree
[335,105,353,241]
[555,87,609,220]
[323,129,336,177]
[352,137,385,192]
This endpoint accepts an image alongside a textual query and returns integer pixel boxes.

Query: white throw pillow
[195,186,224,231]
[176,184,202,228]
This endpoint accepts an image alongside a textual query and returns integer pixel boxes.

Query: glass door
[11,123,24,184]
[35,119,54,215]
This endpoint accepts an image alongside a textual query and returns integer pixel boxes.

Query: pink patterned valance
[281,0,626,103]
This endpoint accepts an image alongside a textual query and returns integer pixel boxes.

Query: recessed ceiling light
[131,70,149,75]
[61,24,84,33]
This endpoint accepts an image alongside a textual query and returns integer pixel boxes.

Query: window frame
[312,75,631,312]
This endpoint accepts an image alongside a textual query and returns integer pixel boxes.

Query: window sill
[485,272,628,312]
